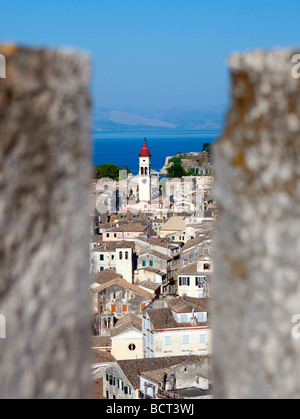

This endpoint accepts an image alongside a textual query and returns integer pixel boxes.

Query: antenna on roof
[144,137,147,144]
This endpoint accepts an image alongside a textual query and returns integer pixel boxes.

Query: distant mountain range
[93,105,228,132]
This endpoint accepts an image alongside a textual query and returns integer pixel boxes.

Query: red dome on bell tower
[139,138,151,158]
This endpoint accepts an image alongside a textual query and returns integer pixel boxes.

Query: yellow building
[159,216,188,241]
[110,314,143,360]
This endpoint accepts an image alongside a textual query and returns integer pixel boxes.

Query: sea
[92,130,221,175]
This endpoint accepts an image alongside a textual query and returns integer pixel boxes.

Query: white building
[142,297,211,358]
[138,138,151,202]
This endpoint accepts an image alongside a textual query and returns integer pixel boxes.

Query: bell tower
[139,138,151,202]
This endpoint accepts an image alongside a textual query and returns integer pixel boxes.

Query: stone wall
[0,45,92,398]
[212,50,300,399]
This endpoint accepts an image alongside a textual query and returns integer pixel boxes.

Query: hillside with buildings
[90,138,217,400]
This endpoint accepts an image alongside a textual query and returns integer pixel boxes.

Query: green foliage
[169,156,182,165]
[186,168,196,176]
[202,142,210,152]
[167,162,187,178]
[94,163,123,180]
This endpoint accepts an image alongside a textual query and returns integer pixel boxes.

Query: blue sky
[1,0,300,110]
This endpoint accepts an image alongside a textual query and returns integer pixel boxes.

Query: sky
[1,0,300,111]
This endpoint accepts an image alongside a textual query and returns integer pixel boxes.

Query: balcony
[157,389,182,399]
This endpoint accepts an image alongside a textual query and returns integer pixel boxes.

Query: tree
[96,163,122,180]
[202,142,210,152]
[169,156,182,165]
[167,163,187,178]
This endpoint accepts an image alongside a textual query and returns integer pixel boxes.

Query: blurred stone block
[0,45,91,398]
[212,49,300,399]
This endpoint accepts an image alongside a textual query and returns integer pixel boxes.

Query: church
[138,138,151,202]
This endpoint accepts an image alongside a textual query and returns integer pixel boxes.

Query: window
[128,343,136,351]
[125,251,129,260]
[181,314,187,322]
[122,305,128,313]
[106,233,109,238]
[196,277,205,286]
[172,236,175,240]
[149,260,154,267]
[100,267,104,271]
[203,263,210,270]
[122,292,127,300]
[165,336,172,346]
[142,260,146,267]
[119,251,123,260]
[141,167,144,175]
[183,335,189,345]
[197,312,205,322]
[111,304,116,313]
[100,254,104,261]
[141,303,146,313]
[179,277,190,286]
[114,233,117,238]
[200,334,206,344]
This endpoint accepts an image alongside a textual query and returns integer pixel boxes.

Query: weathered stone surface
[212,49,300,399]
[0,45,91,398]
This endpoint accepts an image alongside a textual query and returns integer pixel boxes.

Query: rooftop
[117,355,205,389]
[160,216,187,231]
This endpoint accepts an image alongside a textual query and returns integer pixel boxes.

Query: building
[110,314,143,360]
[142,297,211,358]
[92,277,156,335]
[176,255,212,298]
[102,222,151,242]
[138,138,151,202]
[91,241,137,283]
[103,355,205,400]
[139,355,212,399]
[159,216,189,242]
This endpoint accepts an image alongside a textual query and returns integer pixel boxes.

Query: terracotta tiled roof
[160,216,187,231]
[91,336,112,348]
[92,277,154,300]
[92,349,116,364]
[176,262,198,275]
[111,314,142,337]
[117,355,205,389]
[91,269,123,285]
[166,297,210,314]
